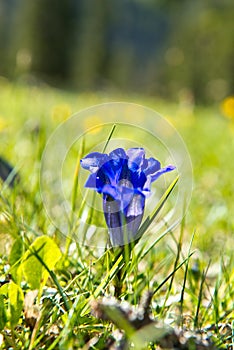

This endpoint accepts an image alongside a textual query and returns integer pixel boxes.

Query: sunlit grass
[0,81,234,349]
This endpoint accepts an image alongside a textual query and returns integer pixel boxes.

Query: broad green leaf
[21,236,62,290]
[9,237,24,283]
[0,294,7,330]
[0,281,24,328]
[8,281,24,327]
[9,237,24,266]
[0,284,8,297]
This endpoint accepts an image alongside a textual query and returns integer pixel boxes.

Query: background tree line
[0,0,233,104]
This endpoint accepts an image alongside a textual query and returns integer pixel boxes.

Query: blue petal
[118,186,135,212]
[142,177,152,195]
[126,148,145,171]
[151,165,176,182]
[81,148,176,247]
[103,192,144,246]
[144,157,161,176]
[103,195,121,228]
[103,194,126,246]
[108,225,129,246]
[85,173,98,189]
[99,160,120,185]
[130,170,147,190]
[125,192,145,217]
[109,148,127,162]
[95,166,111,190]
[126,214,144,242]
[108,216,143,246]
[119,161,131,182]
[80,152,109,173]
[101,184,119,200]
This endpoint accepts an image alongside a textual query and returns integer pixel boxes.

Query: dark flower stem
[112,241,135,297]
[114,250,124,297]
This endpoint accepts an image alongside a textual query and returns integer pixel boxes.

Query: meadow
[0,80,234,349]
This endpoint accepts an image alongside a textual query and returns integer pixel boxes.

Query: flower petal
[109,148,127,162]
[101,184,119,200]
[142,176,152,195]
[95,166,111,190]
[84,173,98,189]
[109,226,136,246]
[126,193,145,217]
[103,192,144,246]
[118,186,135,212]
[99,160,121,185]
[81,147,176,246]
[103,194,121,224]
[130,170,147,190]
[144,157,161,176]
[126,214,144,242]
[151,164,176,182]
[80,152,109,173]
[126,148,145,171]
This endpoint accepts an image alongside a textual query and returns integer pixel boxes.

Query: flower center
[117,178,133,189]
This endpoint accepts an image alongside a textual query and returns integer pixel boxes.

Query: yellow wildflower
[83,115,103,134]
[221,96,234,120]
[0,117,8,131]
[51,104,71,122]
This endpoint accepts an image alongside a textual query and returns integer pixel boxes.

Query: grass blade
[194,260,211,328]
[136,175,179,241]
[102,124,116,152]
[153,251,195,296]
[180,230,196,324]
[80,254,124,316]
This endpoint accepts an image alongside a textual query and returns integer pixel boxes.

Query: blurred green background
[1,0,234,258]
[0,0,233,104]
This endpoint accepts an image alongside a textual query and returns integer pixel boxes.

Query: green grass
[0,81,234,349]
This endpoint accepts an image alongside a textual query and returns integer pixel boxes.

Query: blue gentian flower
[80,148,175,246]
